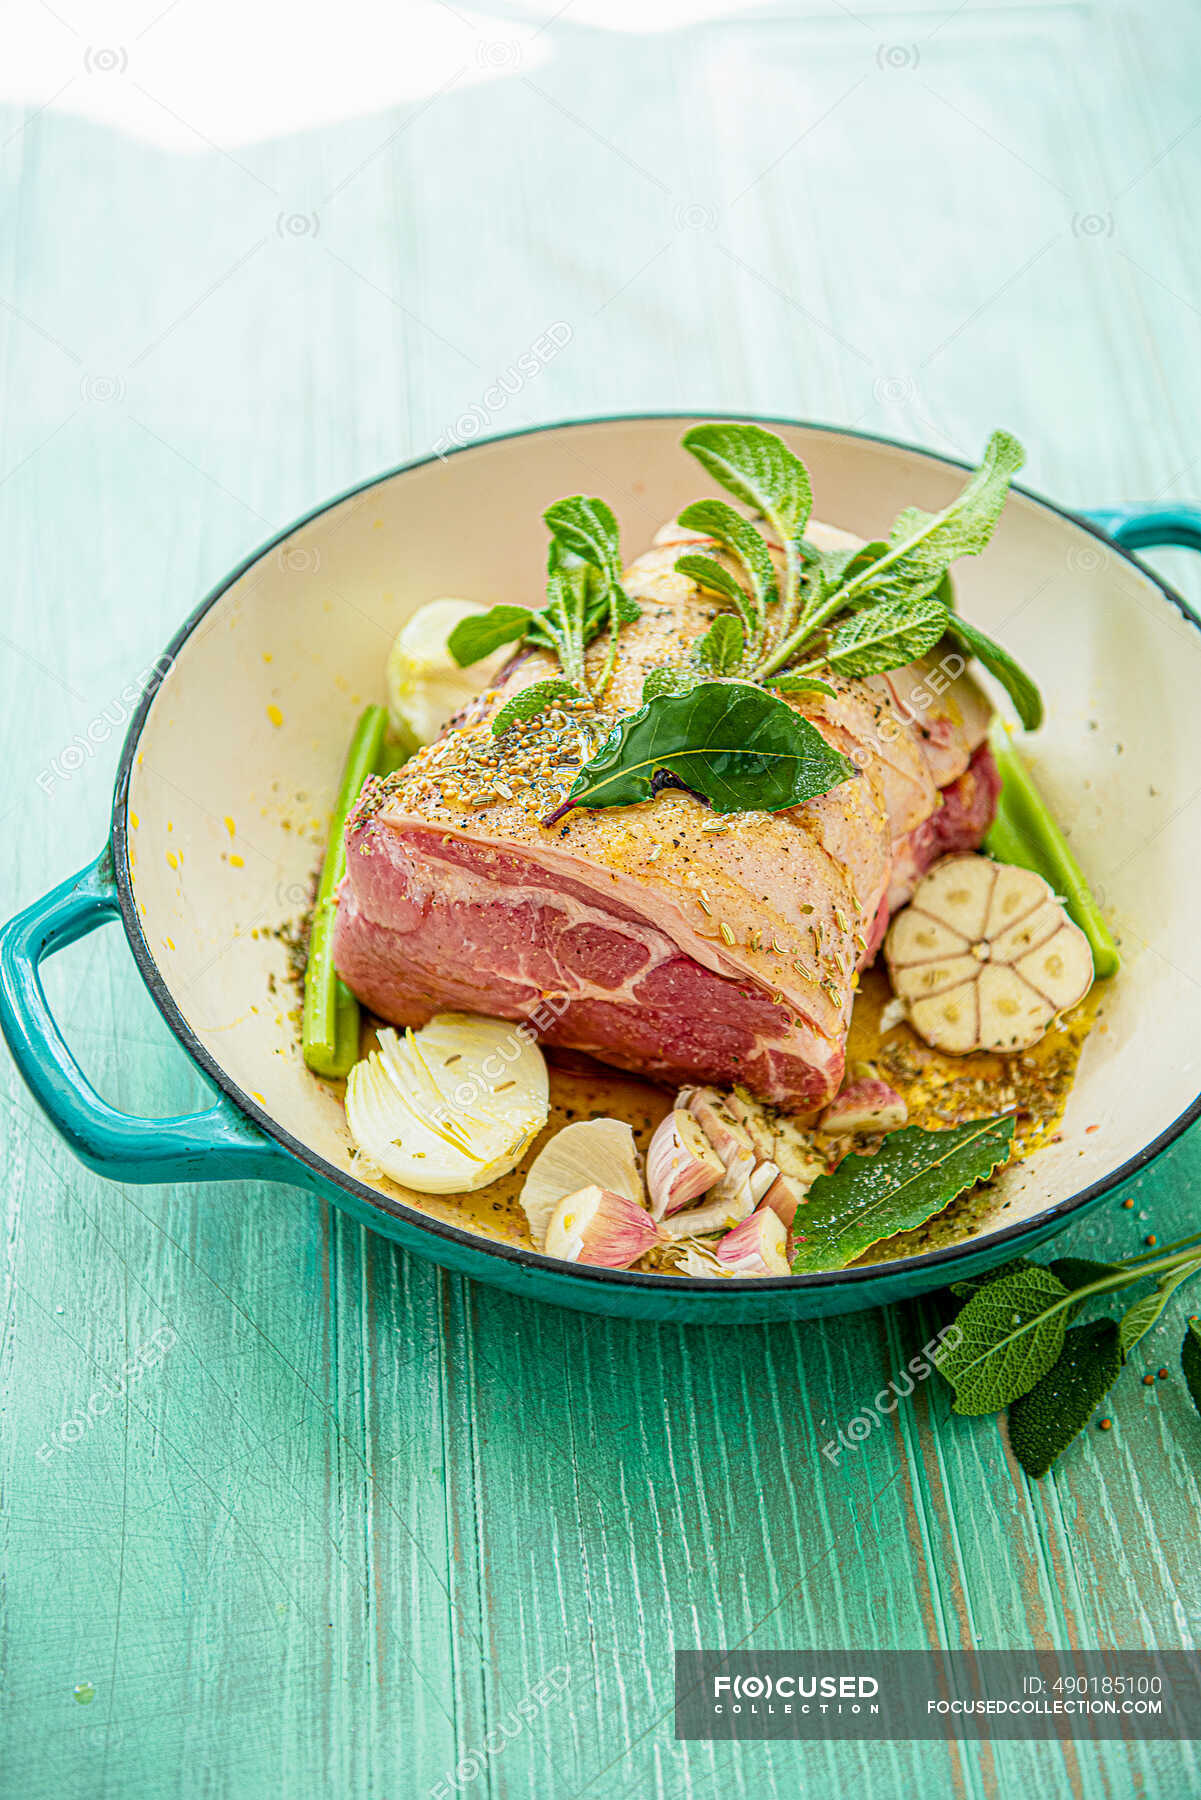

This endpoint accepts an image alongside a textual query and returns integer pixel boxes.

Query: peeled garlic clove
[885,854,1094,1054]
[544,1186,661,1268]
[646,1109,724,1219]
[346,1012,548,1194]
[715,1207,790,1277]
[519,1117,643,1249]
[819,1079,908,1137]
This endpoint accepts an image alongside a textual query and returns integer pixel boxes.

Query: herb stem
[1123,1232,1201,1267]
[756,586,847,679]
[964,1241,1201,1359]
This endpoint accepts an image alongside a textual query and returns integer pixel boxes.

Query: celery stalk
[303,705,389,1076]
[984,726,1119,978]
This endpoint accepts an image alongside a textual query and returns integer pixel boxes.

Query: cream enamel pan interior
[115,417,1201,1295]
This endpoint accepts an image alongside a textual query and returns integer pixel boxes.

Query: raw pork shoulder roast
[333,519,999,1112]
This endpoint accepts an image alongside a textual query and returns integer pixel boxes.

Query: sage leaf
[949,1256,1113,1315]
[674,552,751,620]
[825,594,949,677]
[935,1264,1072,1415]
[836,430,1025,608]
[492,679,580,736]
[682,423,813,558]
[765,673,836,697]
[1117,1259,1201,1359]
[1007,1319,1123,1479]
[696,614,744,674]
[548,680,857,822]
[677,500,779,616]
[944,614,1043,730]
[1182,1319,1201,1417]
[790,1114,1015,1275]
[543,496,623,586]
[804,539,890,605]
[447,605,532,668]
[642,667,698,701]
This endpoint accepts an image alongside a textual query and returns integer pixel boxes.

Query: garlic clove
[878,995,910,1035]
[890,952,980,1004]
[819,1079,908,1137]
[519,1117,643,1250]
[683,1086,759,1204]
[981,862,1048,939]
[886,909,970,964]
[660,1184,757,1241]
[1013,923,1095,1011]
[722,1088,778,1160]
[715,1207,790,1276]
[917,852,995,941]
[908,981,980,1054]
[886,853,1094,1054]
[974,963,1053,1049]
[769,1114,825,1185]
[646,1109,724,1219]
[748,1160,781,1204]
[543,1186,661,1268]
[346,1012,548,1194]
[989,900,1062,963]
[761,1170,807,1229]
[683,1087,755,1167]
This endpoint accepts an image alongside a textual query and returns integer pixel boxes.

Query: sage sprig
[673,424,1041,728]
[934,1234,1201,1478]
[446,496,642,732]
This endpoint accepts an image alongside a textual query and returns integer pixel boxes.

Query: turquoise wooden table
[4,3,1201,1794]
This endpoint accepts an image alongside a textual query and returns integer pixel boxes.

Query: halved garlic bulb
[345,1012,548,1193]
[519,1117,643,1249]
[715,1207,790,1276]
[885,854,1094,1054]
[544,1186,661,1268]
[646,1109,724,1219]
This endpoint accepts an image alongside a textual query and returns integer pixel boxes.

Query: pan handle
[1083,504,1201,558]
[0,852,286,1183]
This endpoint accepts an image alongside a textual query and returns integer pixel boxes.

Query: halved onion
[345,1012,548,1193]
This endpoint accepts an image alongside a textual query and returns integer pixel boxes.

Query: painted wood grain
[3,3,1201,1796]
